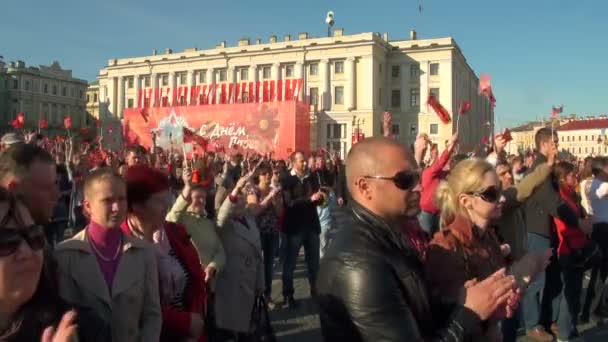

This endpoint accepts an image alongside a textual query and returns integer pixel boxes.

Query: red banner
[123,101,310,159]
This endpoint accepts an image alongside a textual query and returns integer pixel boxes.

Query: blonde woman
[425,159,550,341]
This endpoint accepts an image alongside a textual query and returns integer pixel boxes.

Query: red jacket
[121,221,206,341]
[420,148,452,214]
[554,185,588,256]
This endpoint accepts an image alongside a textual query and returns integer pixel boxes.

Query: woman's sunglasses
[363,170,420,191]
[0,225,46,257]
[470,186,502,203]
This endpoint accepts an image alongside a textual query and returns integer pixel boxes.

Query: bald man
[316,137,518,341]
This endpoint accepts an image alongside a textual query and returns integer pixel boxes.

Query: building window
[410,124,418,135]
[79,89,84,99]
[579,136,581,141]
[127,99,134,108]
[392,66,400,78]
[198,70,206,83]
[309,87,319,105]
[410,65,420,79]
[410,88,420,107]
[62,87,67,96]
[567,136,570,142]
[334,86,344,105]
[179,73,187,85]
[71,87,75,97]
[162,75,168,86]
[218,70,227,82]
[240,68,248,81]
[585,147,588,153]
[285,65,294,78]
[12,80,18,89]
[592,135,595,141]
[391,89,401,108]
[335,61,344,74]
[430,63,439,76]
[93,93,98,102]
[128,77,134,88]
[379,63,383,74]
[561,136,564,142]
[585,135,588,141]
[327,123,345,139]
[430,123,439,135]
[52,85,57,95]
[24,80,30,91]
[43,83,48,94]
[262,67,271,80]
[87,94,90,102]
[392,124,400,135]
[579,147,582,153]
[310,63,319,76]
[144,76,150,87]
[430,87,440,98]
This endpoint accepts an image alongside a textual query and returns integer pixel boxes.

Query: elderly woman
[214,172,265,341]
[426,159,551,341]
[121,165,207,342]
[0,189,107,341]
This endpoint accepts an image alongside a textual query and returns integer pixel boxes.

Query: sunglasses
[363,170,420,191]
[470,186,502,203]
[0,225,46,257]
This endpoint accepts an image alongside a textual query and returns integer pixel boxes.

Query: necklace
[87,230,122,262]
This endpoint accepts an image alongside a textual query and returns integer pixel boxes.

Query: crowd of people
[1,114,608,342]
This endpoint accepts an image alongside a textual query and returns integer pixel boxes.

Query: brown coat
[425,215,506,341]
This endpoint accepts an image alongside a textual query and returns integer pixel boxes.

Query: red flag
[63,116,72,129]
[139,107,149,123]
[552,105,563,119]
[427,94,451,124]
[182,127,209,151]
[16,112,25,126]
[479,74,492,94]
[39,119,48,129]
[220,84,227,104]
[458,101,471,115]
[269,80,276,102]
[502,128,513,143]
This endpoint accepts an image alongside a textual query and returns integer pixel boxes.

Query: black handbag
[250,296,277,342]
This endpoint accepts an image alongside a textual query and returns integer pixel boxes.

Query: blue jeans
[260,232,279,297]
[418,211,439,236]
[522,233,562,330]
[282,230,320,297]
[557,255,584,340]
[501,306,522,342]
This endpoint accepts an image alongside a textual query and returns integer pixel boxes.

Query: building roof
[557,119,608,131]
[510,121,546,132]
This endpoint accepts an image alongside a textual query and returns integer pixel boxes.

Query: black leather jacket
[316,201,481,341]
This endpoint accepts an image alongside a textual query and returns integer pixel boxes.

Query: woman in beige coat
[214,173,264,341]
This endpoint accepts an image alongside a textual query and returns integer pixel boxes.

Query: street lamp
[326,11,335,38]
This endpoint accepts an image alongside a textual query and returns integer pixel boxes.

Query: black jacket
[523,153,580,238]
[334,166,349,204]
[282,171,321,235]
[316,201,482,342]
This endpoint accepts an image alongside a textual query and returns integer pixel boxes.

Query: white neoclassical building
[97,29,493,156]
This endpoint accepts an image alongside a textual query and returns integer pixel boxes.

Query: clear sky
[2,0,606,128]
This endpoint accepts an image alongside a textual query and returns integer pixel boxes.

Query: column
[295,62,304,100]
[228,67,236,103]
[271,63,280,101]
[400,64,409,113]
[133,74,140,108]
[419,62,429,114]
[206,68,215,103]
[168,72,176,106]
[151,73,158,107]
[345,57,356,110]
[187,70,195,104]
[320,59,330,110]
[117,76,124,118]
[105,77,115,117]
[249,65,257,102]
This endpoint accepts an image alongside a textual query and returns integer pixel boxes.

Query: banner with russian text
[123,101,310,159]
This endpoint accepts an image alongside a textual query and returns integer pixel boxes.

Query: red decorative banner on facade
[136,79,304,109]
[122,101,310,159]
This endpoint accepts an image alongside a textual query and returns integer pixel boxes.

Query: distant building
[86,81,100,123]
[557,116,608,158]
[1,60,88,133]
[97,29,493,155]
[505,121,551,155]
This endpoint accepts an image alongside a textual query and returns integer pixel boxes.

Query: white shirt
[589,178,608,224]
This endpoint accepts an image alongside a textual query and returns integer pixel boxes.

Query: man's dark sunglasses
[363,170,420,191]
[0,224,46,257]
[470,185,502,203]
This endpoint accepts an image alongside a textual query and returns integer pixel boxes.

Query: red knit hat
[124,165,169,210]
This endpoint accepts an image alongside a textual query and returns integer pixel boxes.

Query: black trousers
[582,223,608,318]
